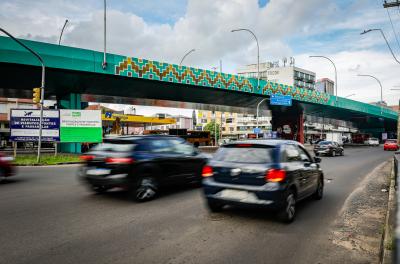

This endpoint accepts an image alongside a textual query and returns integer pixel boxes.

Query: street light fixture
[361,29,400,65]
[179,49,195,66]
[309,55,338,103]
[58,19,68,45]
[231,28,260,90]
[357,74,383,114]
[0,27,46,163]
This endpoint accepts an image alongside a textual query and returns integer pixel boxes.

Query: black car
[313,141,344,157]
[78,135,207,201]
[202,140,323,223]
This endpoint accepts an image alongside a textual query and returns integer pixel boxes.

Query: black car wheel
[313,177,324,200]
[278,190,296,223]
[207,199,224,212]
[134,177,158,202]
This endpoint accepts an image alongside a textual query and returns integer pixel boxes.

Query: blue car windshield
[213,145,274,164]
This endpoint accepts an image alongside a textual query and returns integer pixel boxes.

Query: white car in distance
[364,138,379,146]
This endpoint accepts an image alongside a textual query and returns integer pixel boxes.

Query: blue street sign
[270,94,292,106]
[253,127,261,134]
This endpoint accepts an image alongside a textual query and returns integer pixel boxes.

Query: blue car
[202,140,324,223]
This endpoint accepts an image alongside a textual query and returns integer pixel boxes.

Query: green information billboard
[60,110,102,143]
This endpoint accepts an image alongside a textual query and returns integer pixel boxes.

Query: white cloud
[297,49,400,104]
[1,0,400,109]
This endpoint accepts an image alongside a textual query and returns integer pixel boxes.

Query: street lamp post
[357,74,383,114]
[0,28,45,163]
[58,19,68,45]
[102,0,107,69]
[256,98,269,139]
[231,28,260,89]
[179,49,195,66]
[361,29,400,65]
[309,55,338,103]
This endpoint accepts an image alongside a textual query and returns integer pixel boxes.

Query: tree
[203,121,220,144]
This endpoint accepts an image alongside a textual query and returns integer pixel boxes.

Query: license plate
[218,189,249,200]
[86,168,111,176]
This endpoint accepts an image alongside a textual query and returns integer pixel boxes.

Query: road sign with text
[270,94,292,106]
[10,109,60,142]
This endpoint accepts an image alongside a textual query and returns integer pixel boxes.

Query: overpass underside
[0,61,396,148]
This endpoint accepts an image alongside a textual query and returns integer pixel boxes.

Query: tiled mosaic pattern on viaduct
[115,57,330,104]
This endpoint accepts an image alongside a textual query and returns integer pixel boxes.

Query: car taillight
[235,144,253,147]
[202,165,214,177]
[265,169,286,182]
[105,157,134,164]
[80,155,94,161]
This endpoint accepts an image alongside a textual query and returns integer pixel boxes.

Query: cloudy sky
[1,0,400,116]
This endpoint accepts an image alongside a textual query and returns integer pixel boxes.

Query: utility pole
[383,1,400,8]
[377,1,399,143]
[0,28,45,163]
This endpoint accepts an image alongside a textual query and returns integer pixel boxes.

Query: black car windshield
[91,141,136,152]
[386,140,397,143]
[318,141,332,145]
[213,145,274,163]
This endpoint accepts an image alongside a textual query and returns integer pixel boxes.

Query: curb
[15,162,82,167]
[381,159,396,264]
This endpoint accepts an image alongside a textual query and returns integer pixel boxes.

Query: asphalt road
[0,146,393,264]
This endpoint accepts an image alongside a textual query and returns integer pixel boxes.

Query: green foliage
[14,154,81,165]
[203,121,220,139]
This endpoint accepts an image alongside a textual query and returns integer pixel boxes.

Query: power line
[386,8,400,51]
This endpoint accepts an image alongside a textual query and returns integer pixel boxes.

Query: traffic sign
[270,94,292,106]
[253,127,261,134]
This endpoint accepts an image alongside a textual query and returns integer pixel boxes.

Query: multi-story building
[196,110,271,138]
[154,115,193,130]
[237,62,316,90]
[0,98,37,147]
[315,78,334,95]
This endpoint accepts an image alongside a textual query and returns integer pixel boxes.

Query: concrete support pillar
[57,93,83,154]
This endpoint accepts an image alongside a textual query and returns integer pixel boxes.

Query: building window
[0,104,6,113]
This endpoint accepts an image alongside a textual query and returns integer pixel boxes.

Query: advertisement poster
[60,110,102,143]
[10,109,60,142]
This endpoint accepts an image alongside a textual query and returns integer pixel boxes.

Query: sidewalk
[329,160,392,263]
